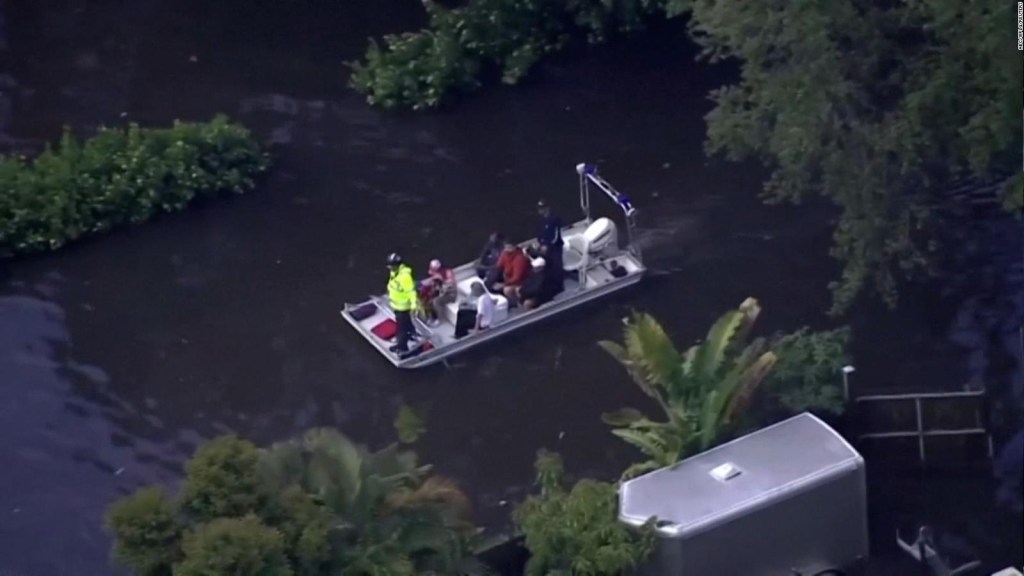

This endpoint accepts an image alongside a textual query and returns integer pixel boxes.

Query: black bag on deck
[349,303,377,321]
[454,308,477,339]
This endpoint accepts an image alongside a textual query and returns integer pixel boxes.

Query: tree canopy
[106,430,485,576]
[688,0,1022,313]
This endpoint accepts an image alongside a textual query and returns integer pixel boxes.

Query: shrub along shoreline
[0,114,269,257]
[348,0,668,110]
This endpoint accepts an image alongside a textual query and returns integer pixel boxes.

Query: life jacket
[388,265,418,311]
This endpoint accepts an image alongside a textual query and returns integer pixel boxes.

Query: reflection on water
[0,287,167,575]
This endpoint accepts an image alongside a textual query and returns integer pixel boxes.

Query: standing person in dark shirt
[534,199,564,282]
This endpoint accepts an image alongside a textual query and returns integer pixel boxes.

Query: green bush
[105,487,181,576]
[180,435,266,522]
[349,0,665,110]
[764,326,852,416]
[0,115,269,255]
[514,450,655,576]
[106,426,485,576]
[176,517,293,576]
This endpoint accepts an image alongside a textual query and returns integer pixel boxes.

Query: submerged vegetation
[0,115,268,256]
[352,0,1022,313]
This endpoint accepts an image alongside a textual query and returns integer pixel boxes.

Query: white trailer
[619,412,869,576]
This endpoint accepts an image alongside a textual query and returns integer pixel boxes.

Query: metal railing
[854,389,994,462]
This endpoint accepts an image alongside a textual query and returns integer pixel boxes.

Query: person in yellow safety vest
[386,252,419,354]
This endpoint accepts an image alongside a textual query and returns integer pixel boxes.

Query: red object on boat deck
[370,319,397,340]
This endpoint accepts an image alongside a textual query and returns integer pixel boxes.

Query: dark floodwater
[1,1,1021,574]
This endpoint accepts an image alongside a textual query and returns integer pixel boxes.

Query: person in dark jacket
[534,199,564,279]
[476,231,504,280]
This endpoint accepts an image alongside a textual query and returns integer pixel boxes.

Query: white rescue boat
[339,162,646,368]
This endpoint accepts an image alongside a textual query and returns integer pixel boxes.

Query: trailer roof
[619,412,862,537]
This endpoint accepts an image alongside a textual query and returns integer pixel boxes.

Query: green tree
[257,428,485,575]
[175,516,292,576]
[687,0,1023,313]
[180,435,264,522]
[106,487,181,576]
[514,450,655,576]
[106,424,485,576]
[349,0,666,110]
[598,297,777,478]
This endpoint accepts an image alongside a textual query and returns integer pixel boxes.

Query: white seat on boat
[563,217,617,272]
[457,276,484,298]
[444,278,509,326]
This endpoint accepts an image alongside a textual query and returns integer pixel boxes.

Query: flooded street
[1,1,1021,574]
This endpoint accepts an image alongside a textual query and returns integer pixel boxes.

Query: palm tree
[598,298,777,478]
[257,428,487,576]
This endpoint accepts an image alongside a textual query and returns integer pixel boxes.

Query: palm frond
[681,345,698,375]
[378,443,430,476]
[611,429,676,467]
[716,336,767,394]
[384,476,472,520]
[626,312,684,391]
[598,339,661,401]
[600,407,648,427]
[723,351,777,424]
[690,300,756,382]
[303,428,363,510]
[697,351,777,450]
[620,460,661,480]
[731,297,762,347]
[698,389,722,450]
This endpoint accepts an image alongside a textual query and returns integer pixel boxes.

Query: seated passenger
[476,232,505,280]
[533,243,563,291]
[471,282,495,332]
[517,257,563,310]
[488,240,531,306]
[418,259,456,325]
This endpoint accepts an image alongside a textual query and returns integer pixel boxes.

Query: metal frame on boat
[339,162,646,369]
